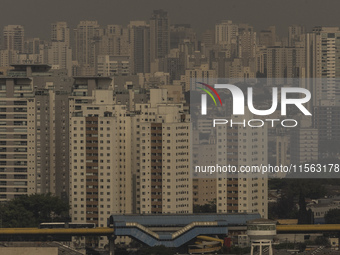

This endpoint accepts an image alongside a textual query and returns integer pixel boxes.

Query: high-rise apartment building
[170,24,196,49]
[150,10,170,63]
[74,21,101,75]
[0,50,18,67]
[192,111,268,218]
[24,38,42,55]
[259,26,276,47]
[215,113,268,218]
[68,83,191,247]
[69,90,133,225]
[215,20,238,47]
[306,27,340,106]
[266,46,305,79]
[290,127,318,164]
[201,29,215,53]
[192,135,217,206]
[47,41,73,75]
[3,25,24,53]
[306,27,340,143]
[238,24,256,66]
[51,22,70,47]
[288,25,305,47]
[0,64,72,201]
[97,25,120,56]
[313,106,340,142]
[184,64,217,91]
[134,91,191,214]
[99,25,129,57]
[276,128,290,168]
[128,21,150,74]
[97,55,130,76]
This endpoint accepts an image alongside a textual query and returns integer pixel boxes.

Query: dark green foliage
[298,192,313,224]
[0,193,69,228]
[269,179,327,199]
[268,179,327,221]
[139,245,175,255]
[221,245,250,254]
[193,199,216,213]
[314,236,330,246]
[325,209,340,224]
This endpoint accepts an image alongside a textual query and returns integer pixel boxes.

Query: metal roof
[109,213,261,247]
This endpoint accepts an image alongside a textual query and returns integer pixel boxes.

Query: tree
[268,178,328,221]
[275,192,298,219]
[193,200,216,213]
[325,209,340,224]
[0,193,69,228]
[139,245,175,255]
[297,191,313,224]
[315,236,330,246]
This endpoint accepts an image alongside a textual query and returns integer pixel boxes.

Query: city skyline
[2,0,340,39]
[1,2,340,253]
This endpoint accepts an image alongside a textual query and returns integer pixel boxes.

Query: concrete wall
[276,233,322,243]
[0,247,58,255]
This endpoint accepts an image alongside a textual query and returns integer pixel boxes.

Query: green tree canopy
[139,245,175,255]
[0,193,69,228]
[325,209,340,224]
[193,199,216,213]
[268,179,328,221]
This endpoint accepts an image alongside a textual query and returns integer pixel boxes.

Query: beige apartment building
[0,64,72,201]
[51,22,70,47]
[68,79,191,247]
[193,111,268,218]
[69,91,133,226]
[306,27,340,106]
[3,25,25,53]
[135,95,191,214]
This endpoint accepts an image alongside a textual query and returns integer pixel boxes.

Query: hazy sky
[1,0,340,39]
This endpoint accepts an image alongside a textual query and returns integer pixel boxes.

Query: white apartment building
[214,112,268,218]
[306,27,340,106]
